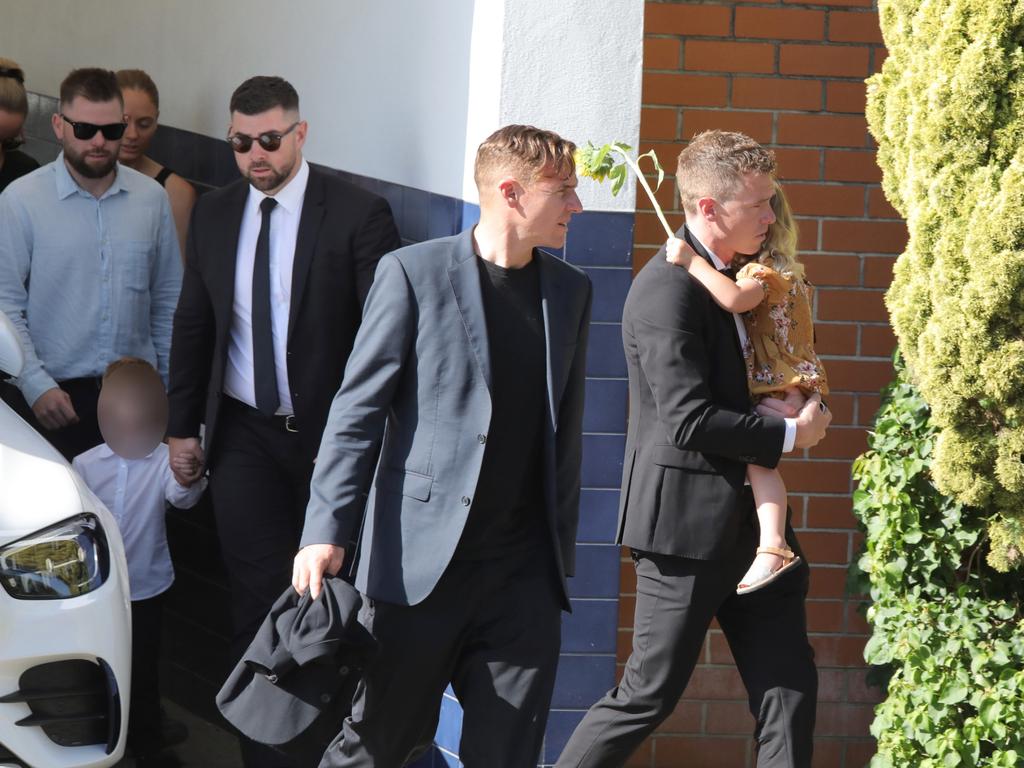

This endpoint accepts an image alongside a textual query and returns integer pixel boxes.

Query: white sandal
[736,546,801,595]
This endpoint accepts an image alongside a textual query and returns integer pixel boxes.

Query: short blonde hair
[474,124,576,190]
[0,57,28,116]
[676,130,776,215]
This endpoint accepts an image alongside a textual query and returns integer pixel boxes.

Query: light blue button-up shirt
[0,153,181,405]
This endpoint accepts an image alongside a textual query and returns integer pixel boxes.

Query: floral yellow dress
[735,259,829,398]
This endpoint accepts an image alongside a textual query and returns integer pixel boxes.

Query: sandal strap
[756,545,795,559]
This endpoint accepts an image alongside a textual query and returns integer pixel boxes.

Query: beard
[64,144,118,179]
[245,159,293,192]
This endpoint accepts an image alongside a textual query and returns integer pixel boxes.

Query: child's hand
[171,451,201,481]
[666,237,698,268]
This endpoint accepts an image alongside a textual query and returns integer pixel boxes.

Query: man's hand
[793,393,831,449]
[168,436,204,486]
[32,387,78,431]
[293,544,345,600]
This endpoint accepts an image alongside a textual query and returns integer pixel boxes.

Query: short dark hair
[229,76,299,116]
[59,68,122,109]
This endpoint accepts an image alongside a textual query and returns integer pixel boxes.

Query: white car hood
[0,401,87,546]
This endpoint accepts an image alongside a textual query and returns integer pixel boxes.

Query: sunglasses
[1,135,24,152]
[60,114,127,141]
[227,121,300,153]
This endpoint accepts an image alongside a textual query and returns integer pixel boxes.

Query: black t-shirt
[453,255,548,559]
[0,150,40,193]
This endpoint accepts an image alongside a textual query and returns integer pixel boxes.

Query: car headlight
[0,514,110,599]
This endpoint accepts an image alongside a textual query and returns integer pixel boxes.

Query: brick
[801,530,851,563]
[643,73,730,106]
[857,393,883,426]
[812,636,870,668]
[825,150,882,182]
[632,245,662,272]
[625,739,652,768]
[707,631,734,664]
[656,700,704,733]
[645,37,681,70]
[785,0,873,7]
[735,8,825,41]
[846,601,874,636]
[807,425,869,460]
[826,81,867,113]
[824,358,895,393]
[778,114,870,147]
[805,495,855,528]
[635,173,680,213]
[873,46,889,74]
[642,107,679,141]
[802,253,860,286]
[845,739,879,766]
[773,147,821,180]
[814,323,857,355]
[796,217,820,251]
[779,459,851,493]
[821,392,856,425]
[863,255,895,287]
[618,594,636,629]
[785,183,865,217]
[682,666,748,699]
[822,220,907,253]
[861,324,896,357]
[683,110,774,144]
[829,11,884,43]
[818,667,848,705]
[732,76,822,110]
[781,44,871,77]
[618,628,634,663]
[815,702,875,736]
[620,556,637,593]
[685,41,776,74]
[635,210,685,245]
[868,187,900,219]
[645,3,733,37]
[653,736,750,768]
[808,565,849,598]
[817,287,887,321]
[806,600,845,633]
[706,701,755,734]
[813,739,844,768]
[847,667,885,703]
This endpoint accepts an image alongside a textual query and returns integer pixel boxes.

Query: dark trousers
[1,377,103,460]
[208,397,315,768]
[556,502,817,768]
[129,593,165,757]
[320,554,564,768]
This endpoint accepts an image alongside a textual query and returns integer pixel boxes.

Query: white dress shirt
[223,159,310,414]
[689,232,797,453]
[73,442,206,601]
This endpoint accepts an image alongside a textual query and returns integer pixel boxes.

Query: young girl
[666,184,828,594]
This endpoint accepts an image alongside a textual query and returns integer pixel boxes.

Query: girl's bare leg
[739,464,790,588]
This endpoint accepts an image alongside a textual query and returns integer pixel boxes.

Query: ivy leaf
[938,683,969,705]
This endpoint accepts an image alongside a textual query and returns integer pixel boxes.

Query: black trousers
[128,593,165,757]
[208,397,315,768]
[1,377,103,460]
[320,554,564,768]
[556,498,817,768]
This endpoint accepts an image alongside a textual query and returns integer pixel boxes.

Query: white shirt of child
[73,442,206,601]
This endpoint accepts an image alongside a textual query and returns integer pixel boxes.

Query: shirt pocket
[113,240,153,293]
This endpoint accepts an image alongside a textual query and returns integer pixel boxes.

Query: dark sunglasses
[227,121,300,153]
[60,114,127,141]
[1,135,24,152]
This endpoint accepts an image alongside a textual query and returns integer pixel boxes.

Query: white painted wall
[0,0,643,210]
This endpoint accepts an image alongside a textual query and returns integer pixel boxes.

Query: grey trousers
[320,553,563,768]
[556,511,817,768]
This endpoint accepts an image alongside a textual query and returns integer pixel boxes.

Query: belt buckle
[284,415,298,433]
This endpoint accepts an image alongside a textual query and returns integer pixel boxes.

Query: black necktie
[253,197,279,417]
[719,266,736,280]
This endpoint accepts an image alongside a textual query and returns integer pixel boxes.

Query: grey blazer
[300,228,592,608]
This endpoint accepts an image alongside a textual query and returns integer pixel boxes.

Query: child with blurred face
[72,358,206,764]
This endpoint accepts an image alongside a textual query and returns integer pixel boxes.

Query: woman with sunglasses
[0,58,39,193]
[116,69,195,261]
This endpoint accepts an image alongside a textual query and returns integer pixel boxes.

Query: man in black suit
[556,131,830,768]
[166,76,399,767]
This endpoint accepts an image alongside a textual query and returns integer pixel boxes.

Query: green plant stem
[610,146,675,240]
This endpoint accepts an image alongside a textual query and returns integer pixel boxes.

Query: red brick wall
[623,1,903,765]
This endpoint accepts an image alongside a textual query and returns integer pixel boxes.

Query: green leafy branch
[575,141,674,239]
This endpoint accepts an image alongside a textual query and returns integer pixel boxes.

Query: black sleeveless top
[154,166,173,187]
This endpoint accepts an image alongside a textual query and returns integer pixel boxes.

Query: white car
[0,312,131,768]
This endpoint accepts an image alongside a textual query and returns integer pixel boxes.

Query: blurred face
[119,88,158,164]
[707,171,776,259]
[52,96,124,180]
[229,106,306,195]
[97,368,168,460]
[0,108,26,154]
[514,165,583,249]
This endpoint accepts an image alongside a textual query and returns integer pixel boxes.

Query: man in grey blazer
[292,124,592,767]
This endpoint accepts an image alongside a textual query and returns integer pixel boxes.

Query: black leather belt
[224,396,298,433]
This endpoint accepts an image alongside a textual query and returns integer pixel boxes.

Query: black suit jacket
[167,164,401,463]
[616,226,786,560]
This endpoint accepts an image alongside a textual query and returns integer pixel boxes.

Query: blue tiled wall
[22,99,633,767]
